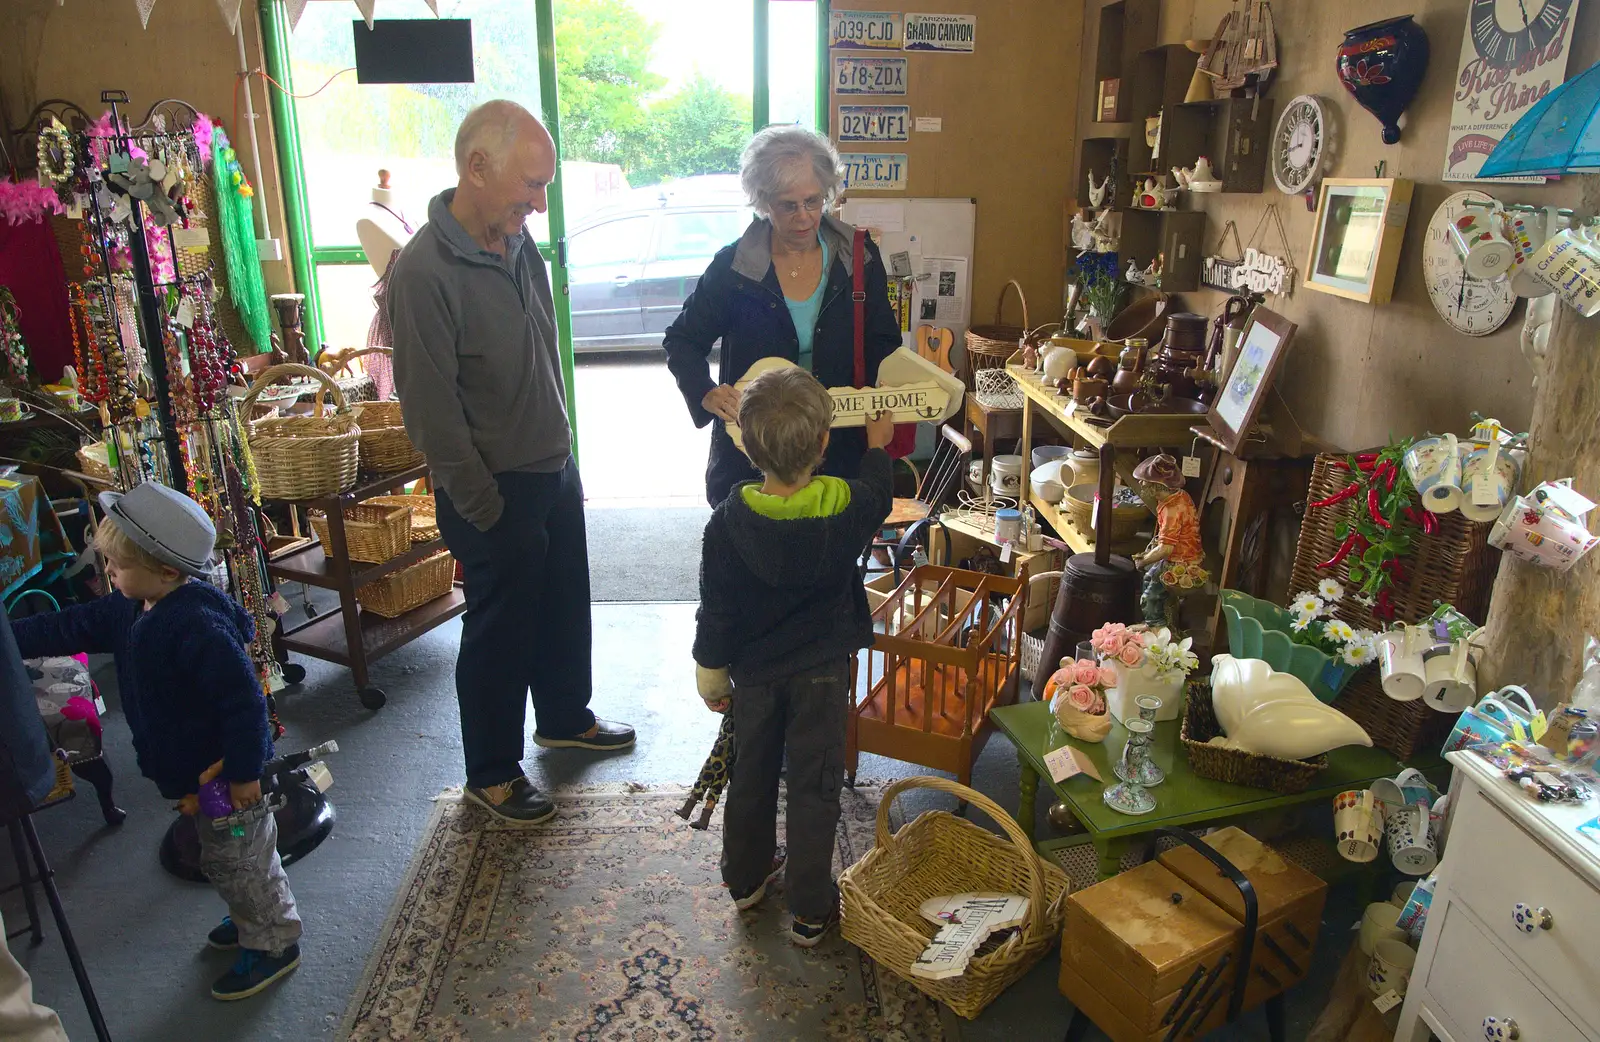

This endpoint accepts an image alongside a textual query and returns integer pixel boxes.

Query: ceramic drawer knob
[1511,902,1553,933]
[1483,1016,1520,1041]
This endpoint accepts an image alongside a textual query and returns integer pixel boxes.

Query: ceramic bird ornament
[1087,171,1109,209]
[1209,654,1372,760]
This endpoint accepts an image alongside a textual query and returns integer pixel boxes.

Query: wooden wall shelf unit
[265,462,464,710]
[1159,99,1274,195]
[1116,208,1206,291]
[1075,0,1160,207]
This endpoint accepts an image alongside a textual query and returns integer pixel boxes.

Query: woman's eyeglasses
[774,196,825,217]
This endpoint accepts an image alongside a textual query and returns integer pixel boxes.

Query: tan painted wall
[1,0,297,297]
[830,0,1083,338]
[1126,0,1600,450]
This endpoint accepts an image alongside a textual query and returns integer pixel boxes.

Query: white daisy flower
[1342,642,1374,667]
[1325,620,1355,643]
[1318,578,1345,601]
[1290,614,1313,633]
[1291,593,1325,618]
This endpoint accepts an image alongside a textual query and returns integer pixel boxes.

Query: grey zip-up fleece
[388,190,572,531]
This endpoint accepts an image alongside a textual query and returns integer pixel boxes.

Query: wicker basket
[308,502,412,564]
[1062,484,1148,543]
[366,493,440,543]
[242,363,361,501]
[356,550,455,618]
[1180,680,1329,793]
[352,401,424,473]
[963,280,1029,391]
[1290,453,1501,629]
[75,442,115,486]
[838,776,1072,1019]
[1331,672,1459,760]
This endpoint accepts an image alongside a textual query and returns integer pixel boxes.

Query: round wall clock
[1271,94,1328,198]
[1470,0,1574,67]
[1424,190,1518,337]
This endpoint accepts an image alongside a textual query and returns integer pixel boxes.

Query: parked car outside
[565,175,752,352]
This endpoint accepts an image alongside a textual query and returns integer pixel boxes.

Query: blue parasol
[1479,57,1600,177]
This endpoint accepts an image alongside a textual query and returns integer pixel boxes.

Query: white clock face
[1424,191,1518,337]
[1272,95,1326,196]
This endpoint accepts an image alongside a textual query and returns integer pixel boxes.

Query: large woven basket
[1180,680,1329,793]
[352,401,424,473]
[1331,672,1459,760]
[366,493,440,543]
[242,363,361,501]
[838,776,1072,1019]
[963,279,1029,391]
[308,502,412,564]
[1062,483,1148,542]
[1290,453,1501,629]
[356,550,455,618]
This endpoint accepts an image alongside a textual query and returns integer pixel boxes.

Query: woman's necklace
[775,243,819,279]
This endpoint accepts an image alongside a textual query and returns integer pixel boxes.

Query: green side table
[989,700,1446,881]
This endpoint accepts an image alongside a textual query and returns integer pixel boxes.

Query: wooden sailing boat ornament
[1198,0,1278,97]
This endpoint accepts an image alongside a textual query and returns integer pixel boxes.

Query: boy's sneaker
[207,916,239,950]
[211,944,300,1001]
[790,912,836,949]
[730,847,786,911]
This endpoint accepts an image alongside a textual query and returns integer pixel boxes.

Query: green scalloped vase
[1218,589,1356,704]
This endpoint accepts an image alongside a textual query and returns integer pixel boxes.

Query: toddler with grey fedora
[9,482,303,1001]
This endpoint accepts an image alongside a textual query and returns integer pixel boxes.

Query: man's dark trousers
[434,458,596,788]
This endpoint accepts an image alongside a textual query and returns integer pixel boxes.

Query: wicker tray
[366,493,440,543]
[1330,672,1458,761]
[308,502,412,564]
[243,363,361,501]
[963,279,1029,391]
[356,550,455,618]
[838,776,1072,1019]
[1180,680,1329,794]
[1290,453,1500,628]
[1061,485,1148,543]
[352,401,424,473]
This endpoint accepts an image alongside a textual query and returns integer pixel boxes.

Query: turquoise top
[784,231,830,372]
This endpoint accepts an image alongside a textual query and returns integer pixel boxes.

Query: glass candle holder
[1104,718,1158,815]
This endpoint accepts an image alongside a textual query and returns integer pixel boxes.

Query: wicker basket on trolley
[366,493,440,543]
[351,401,424,473]
[307,501,412,564]
[242,363,361,500]
[963,279,1030,391]
[356,550,455,618]
[838,775,1072,1019]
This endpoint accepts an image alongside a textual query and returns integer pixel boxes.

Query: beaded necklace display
[68,283,109,402]
[36,116,74,190]
[0,289,32,388]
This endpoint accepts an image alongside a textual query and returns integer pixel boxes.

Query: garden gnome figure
[1132,454,1208,629]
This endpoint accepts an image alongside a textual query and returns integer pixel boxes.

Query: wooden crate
[1059,827,1327,1042]
[848,566,1025,785]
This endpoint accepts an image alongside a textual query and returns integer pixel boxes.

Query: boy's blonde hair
[739,367,835,485]
[94,517,177,575]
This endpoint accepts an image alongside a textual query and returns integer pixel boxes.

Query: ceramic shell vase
[1337,15,1430,145]
[1210,654,1373,760]
[1219,589,1357,703]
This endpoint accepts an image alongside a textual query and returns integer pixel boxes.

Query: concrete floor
[573,353,711,507]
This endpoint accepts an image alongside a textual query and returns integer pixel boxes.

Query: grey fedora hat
[98,483,217,578]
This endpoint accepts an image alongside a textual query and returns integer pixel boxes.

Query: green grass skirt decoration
[212,128,273,356]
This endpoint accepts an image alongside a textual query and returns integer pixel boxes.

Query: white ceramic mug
[1367,938,1417,996]
[1422,641,1478,713]
[1333,789,1386,863]
[1460,438,1520,523]
[1506,207,1562,298]
[1359,902,1407,956]
[1386,802,1439,876]
[1377,626,1427,702]
[1389,881,1415,909]
[1404,434,1463,513]
[1371,767,1434,809]
[1530,227,1600,317]
[1449,204,1516,281]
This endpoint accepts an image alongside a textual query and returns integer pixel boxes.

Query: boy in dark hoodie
[694,365,894,947]
[10,483,302,1000]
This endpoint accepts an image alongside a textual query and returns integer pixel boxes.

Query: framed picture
[1304,177,1415,304]
[1208,306,1298,454]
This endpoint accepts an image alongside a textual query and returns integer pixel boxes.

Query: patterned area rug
[342,783,955,1041]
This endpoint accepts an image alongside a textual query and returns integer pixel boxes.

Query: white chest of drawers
[1397,751,1600,1042]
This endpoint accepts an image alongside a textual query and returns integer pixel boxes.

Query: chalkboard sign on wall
[353,19,474,84]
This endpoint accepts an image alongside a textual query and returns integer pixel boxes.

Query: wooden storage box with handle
[1059,826,1325,1042]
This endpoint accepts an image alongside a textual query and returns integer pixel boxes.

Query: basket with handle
[307,501,412,564]
[963,279,1030,391]
[312,345,383,404]
[366,493,440,543]
[838,775,1072,1019]
[242,363,361,501]
[351,400,425,473]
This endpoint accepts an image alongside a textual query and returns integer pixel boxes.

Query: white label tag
[1372,990,1402,1014]
[172,226,210,249]
[1063,399,1078,416]
[1044,746,1101,783]
[175,298,195,329]
[999,543,1013,564]
[1182,455,1201,478]
[915,116,942,132]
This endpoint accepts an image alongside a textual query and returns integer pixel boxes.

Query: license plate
[903,12,977,52]
[838,105,910,143]
[835,56,907,95]
[829,10,903,50]
[839,153,908,191]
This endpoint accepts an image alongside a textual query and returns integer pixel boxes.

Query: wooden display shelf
[279,587,466,668]
[1028,492,1150,558]
[268,537,448,591]
[1007,362,1208,449]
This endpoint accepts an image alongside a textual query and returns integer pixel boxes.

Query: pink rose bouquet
[1046,657,1113,741]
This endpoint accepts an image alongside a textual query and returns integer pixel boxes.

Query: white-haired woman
[664,125,902,506]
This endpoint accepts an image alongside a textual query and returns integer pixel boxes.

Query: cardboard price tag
[1372,990,1403,1014]
[1044,745,1101,783]
[1181,455,1201,478]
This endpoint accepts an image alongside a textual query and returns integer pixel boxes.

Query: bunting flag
[285,0,309,31]
[214,0,242,35]
[67,0,445,32]
[423,0,439,12]
[354,0,377,29]
[133,0,158,28]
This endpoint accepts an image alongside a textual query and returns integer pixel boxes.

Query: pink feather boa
[0,179,65,226]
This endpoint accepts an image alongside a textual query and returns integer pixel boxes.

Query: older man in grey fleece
[388,100,634,824]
